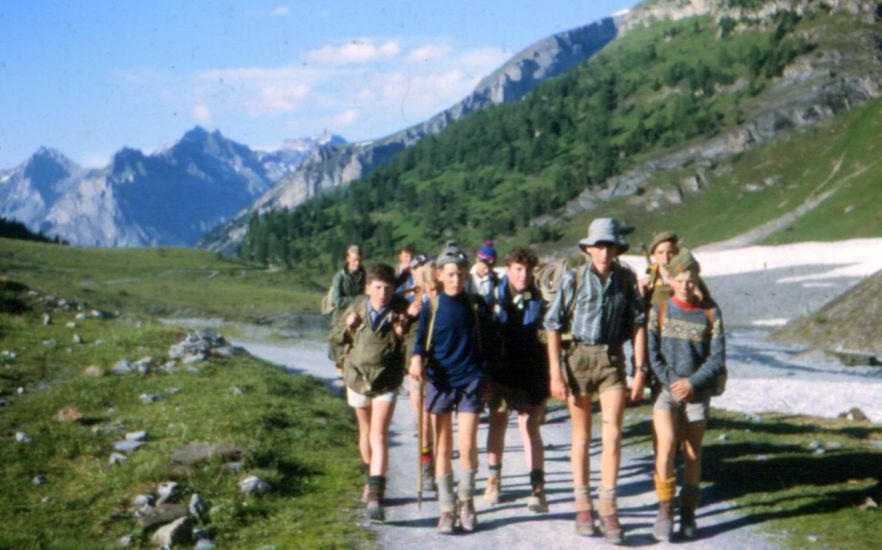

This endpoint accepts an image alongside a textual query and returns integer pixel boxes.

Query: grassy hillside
[0,280,366,548]
[774,268,882,355]
[0,238,325,321]
[239,5,881,270]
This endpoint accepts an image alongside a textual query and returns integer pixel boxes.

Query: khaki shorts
[346,387,396,408]
[562,344,627,396]
[653,388,710,423]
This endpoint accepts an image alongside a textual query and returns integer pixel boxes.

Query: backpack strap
[565,266,583,325]
[657,301,667,333]
[423,294,482,356]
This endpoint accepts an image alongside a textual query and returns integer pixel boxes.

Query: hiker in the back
[409,241,492,535]
[330,263,408,523]
[483,246,550,513]
[648,248,725,542]
[395,245,416,296]
[467,241,499,305]
[327,244,366,377]
[544,217,648,545]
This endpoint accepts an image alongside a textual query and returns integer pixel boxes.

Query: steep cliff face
[199,16,622,252]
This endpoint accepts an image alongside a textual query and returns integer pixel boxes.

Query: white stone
[158,481,180,503]
[125,431,147,442]
[239,475,271,495]
[109,452,128,465]
[15,431,33,443]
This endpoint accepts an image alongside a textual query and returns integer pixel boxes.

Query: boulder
[136,503,188,529]
[152,516,193,547]
[239,475,271,495]
[55,405,84,423]
[158,481,180,504]
[112,360,133,374]
[189,494,208,520]
[132,494,155,508]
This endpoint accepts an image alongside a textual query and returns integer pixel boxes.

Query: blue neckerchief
[495,276,542,326]
[367,302,389,331]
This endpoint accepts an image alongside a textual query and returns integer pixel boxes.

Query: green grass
[620,405,882,549]
[0,238,326,319]
[0,283,368,549]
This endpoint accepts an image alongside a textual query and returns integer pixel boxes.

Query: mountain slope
[0,148,82,230]
[236,0,882,270]
[199,15,623,252]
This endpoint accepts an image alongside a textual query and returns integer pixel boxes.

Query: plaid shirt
[544,262,646,347]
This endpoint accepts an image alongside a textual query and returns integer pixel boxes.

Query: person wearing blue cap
[544,218,648,544]
[468,241,500,306]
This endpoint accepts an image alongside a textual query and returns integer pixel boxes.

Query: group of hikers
[324,217,726,544]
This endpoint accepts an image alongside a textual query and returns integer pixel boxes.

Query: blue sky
[0,1,639,169]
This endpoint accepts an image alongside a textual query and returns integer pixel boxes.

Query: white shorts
[346,387,397,408]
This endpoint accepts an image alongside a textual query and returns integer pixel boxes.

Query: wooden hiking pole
[416,379,424,509]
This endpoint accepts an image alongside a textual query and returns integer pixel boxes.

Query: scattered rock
[838,407,869,422]
[239,475,271,495]
[17,386,24,395]
[113,441,144,453]
[84,365,106,377]
[15,431,33,443]
[132,356,153,374]
[161,361,178,373]
[182,353,208,364]
[813,448,826,455]
[118,534,133,547]
[826,441,843,450]
[93,423,124,436]
[112,360,133,374]
[170,442,246,466]
[1,350,15,360]
[808,440,821,450]
[807,534,820,543]
[132,494,155,508]
[90,309,105,318]
[165,387,181,395]
[858,496,878,510]
[72,334,84,344]
[75,312,88,321]
[55,405,84,423]
[136,503,188,529]
[42,313,51,326]
[755,454,769,461]
[65,321,77,328]
[718,433,729,441]
[189,494,208,520]
[186,367,201,374]
[158,481,180,504]
[94,339,105,346]
[109,452,128,465]
[194,539,216,550]
[58,299,68,308]
[152,516,193,547]
[42,339,57,347]
[230,386,244,396]
[125,431,147,442]
[213,345,244,357]
[27,290,39,298]
[139,393,164,404]
[32,474,48,485]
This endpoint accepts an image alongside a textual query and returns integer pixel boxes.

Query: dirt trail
[239,339,778,550]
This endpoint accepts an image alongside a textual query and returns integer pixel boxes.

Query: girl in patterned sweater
[648,248,725,542]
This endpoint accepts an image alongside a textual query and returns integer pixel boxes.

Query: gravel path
[238,338,777,549]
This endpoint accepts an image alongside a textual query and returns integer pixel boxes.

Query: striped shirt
[544,262,646,346]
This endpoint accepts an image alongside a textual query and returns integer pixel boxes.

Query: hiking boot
[459,499,478,533]
[421,461,436,493]
[526,489,548,513]
[679,506,697,540]
[437,511,457,534]
[365,500,384,523]
[653,500,674,542]
[600,513,624,545]
[483,475,500,505]
[574,510,597,537]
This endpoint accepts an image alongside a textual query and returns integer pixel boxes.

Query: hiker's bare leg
[354,404,372,465]
[598,388,626,490]
[568,395,593,486]
[518,401,546,471]
[457,412,480,470]
[653,409,678,479]
[681,421,707,486]
[435,412,454,476]
[486,409,508,468]
[369,399,396,476]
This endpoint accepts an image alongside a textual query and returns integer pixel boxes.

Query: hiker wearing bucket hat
[544,217,648,544]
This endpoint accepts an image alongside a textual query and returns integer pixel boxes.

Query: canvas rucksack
[320,270,343,316]
[656,301,727,396]
[341,296,403,396]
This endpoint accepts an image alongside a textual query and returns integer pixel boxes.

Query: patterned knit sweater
[648,297,725,400]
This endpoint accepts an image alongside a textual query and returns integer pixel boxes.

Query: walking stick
[417,379,424,509]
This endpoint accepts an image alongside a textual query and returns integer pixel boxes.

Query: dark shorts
[562,343,627,396]
[486,371,549,413]
[426,376,484,415]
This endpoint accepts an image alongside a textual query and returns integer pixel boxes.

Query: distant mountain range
[199,14,624,252]
[0,129,343,246]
